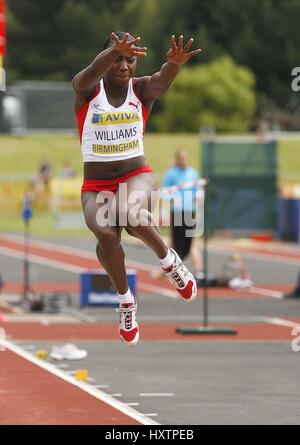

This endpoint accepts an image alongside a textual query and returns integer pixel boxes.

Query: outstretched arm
[72,33,147,107]
[137,35,201,102]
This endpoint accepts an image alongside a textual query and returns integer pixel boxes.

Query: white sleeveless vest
[76,78,148,162]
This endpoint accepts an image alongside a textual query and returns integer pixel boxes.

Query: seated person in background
[58,161,76,178]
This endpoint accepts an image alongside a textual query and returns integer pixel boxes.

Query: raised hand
[111,32,147,58]
[166,35,201,65]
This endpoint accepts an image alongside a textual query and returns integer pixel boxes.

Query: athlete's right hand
[111,32,147,57]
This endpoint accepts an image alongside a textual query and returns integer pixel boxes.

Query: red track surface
[0,281,292,299]
[0,235,294,299]
[0,320,298,341]
[0,350,139,425]
[0,234,297,424]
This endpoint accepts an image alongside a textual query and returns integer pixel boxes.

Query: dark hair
[102,31,134,50]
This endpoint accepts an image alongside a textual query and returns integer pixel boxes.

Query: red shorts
[81,164,153,193]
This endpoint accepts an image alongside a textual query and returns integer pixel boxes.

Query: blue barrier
[80,269,137,307]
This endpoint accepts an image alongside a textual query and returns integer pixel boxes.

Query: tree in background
[153,56,256,133]
[5,0,300,129]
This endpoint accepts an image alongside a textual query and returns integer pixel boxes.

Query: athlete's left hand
[166,35,202,65]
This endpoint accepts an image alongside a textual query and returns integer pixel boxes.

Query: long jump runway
[1,232,300,424]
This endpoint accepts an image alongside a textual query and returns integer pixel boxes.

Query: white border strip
[0,246,85,274]
[210,246,300,267]
[139,393,174,397]
[138,283,178,299]
[247,286,284,300]
[0,234,291,300]
[3,232,300,271]
[0,338,159,426]
[262,316,300,329]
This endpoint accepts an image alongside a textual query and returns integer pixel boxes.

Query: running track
[0,232,299,424]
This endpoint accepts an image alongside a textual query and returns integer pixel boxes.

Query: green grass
[0,212,92,238]
[0,133,299,236]
[0,133,200,179]
[0,133,299,180]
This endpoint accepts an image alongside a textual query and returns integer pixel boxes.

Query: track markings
[248,286,284,299]
[0,338,159,425]
[210,246,300,267]
[0,246,85,274]
[139,393,174,397]
[262,317,300,329]
[141,413,158,417]
[138,283,178,299]
[56,363,70,369]
[0,233,293,302]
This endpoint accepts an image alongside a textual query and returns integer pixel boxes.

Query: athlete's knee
[94,227,121,248]
[125,227,139,239]
[130,206,155,228]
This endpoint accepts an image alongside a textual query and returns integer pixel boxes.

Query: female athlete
[73,32,201,346]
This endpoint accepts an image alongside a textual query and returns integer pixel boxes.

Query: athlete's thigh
[125,173,158,211]
[81,191,118,233]
[112,173,158,226]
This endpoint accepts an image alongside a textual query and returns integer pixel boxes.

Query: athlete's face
[108,51,137,86]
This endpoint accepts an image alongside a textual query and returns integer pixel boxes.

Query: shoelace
[122,311,134,330]
[169,262,192,288]
[178,263,192,280]
[116,304,137,331]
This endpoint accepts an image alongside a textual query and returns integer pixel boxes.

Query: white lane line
[0,233,159,272]
[210,247,300,267]
[87,378,96,383]
[3,232,300,268]
[126,403,140,406]
[139,393,174,397]
[0,338,159,426]
[0,246,85,274]
[138,283,178,299]
[94,384,109,389]
[110,393,122,397]
[141,413,158,417]
[56,363,70,369]
[247,286,284,300]
[0,233,98,259]
[0,245,178,300]
[261,317,300,329]
[0,234,289,301]
[19,344,36,351]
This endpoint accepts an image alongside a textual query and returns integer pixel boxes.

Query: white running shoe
[50,343,88,361]
[116,302,139,347]
[162,248,197,303]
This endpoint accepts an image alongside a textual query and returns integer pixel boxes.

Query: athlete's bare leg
[115,173,169,259]
[81,191,128,294]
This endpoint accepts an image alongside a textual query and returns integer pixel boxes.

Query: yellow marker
[75,369,89,381]
[36,350,48,361]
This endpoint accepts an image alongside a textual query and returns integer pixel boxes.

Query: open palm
[166,35,201,65]
[111,32,147,58]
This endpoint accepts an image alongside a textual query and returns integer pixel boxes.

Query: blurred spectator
[256,119,270,143]
[38,158,52,185]
[161,150,203,282]
[34,158,52,200]
[58,161,76,178]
